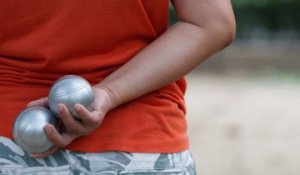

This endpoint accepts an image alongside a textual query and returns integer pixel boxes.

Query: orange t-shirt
[0,0,188,153]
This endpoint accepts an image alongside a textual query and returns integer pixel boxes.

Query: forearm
[95,19,235,109]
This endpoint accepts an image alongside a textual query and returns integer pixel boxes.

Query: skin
[27,0,236,158]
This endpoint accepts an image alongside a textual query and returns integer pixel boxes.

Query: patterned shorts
[0,137,196,175]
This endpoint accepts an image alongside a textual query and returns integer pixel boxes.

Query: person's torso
[0,0,189,153]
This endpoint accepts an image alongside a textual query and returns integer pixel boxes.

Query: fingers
[25,93,107,158]
[43,103,103,147]
[74,104,103,129]
[44,124,77,148]
[58,103,103,135]
[57,104,86,135]
[27,97,49,108]
[29,123,77,158]
[27,102,105,158]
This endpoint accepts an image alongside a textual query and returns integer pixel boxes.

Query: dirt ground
[185,72,300,175]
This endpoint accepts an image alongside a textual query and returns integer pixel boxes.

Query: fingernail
[57,104,63,113]
[74,104,81,111]
[44,125,53,133]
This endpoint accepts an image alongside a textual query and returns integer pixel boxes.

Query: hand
[27,87,114,158]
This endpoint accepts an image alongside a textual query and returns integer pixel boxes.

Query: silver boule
[13,107,59,153]
[48,75,94,119]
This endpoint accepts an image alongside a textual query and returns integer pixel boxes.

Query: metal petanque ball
[48,75,94,119]
[13,107,59,153]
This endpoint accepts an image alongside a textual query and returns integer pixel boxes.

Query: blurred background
[169,1,300,175]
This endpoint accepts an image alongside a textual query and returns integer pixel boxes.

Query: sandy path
[185,73,300,175]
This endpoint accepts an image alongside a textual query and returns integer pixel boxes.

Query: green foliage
[169,6,178,26]
[169,1,300,39]
[232,0,300,38]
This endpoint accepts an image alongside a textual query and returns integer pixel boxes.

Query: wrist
[92,85,118,112]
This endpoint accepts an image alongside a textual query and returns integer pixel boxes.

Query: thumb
[27,97,49,108]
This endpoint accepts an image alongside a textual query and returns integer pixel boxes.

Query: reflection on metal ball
[48,75,94,119]
[13,107,59,153]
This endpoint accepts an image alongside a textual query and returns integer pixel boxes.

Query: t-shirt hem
[66,138,189,153]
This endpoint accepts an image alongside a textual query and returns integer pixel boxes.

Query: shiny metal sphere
[48,75,94,119]
[13,107,59,153]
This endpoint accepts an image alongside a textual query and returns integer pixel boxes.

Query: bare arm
[96,0,236,109]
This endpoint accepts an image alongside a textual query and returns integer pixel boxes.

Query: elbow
[174,0,236,49]
[189,11,236,49]
[208,13,236,48]
[221,16,236,47]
